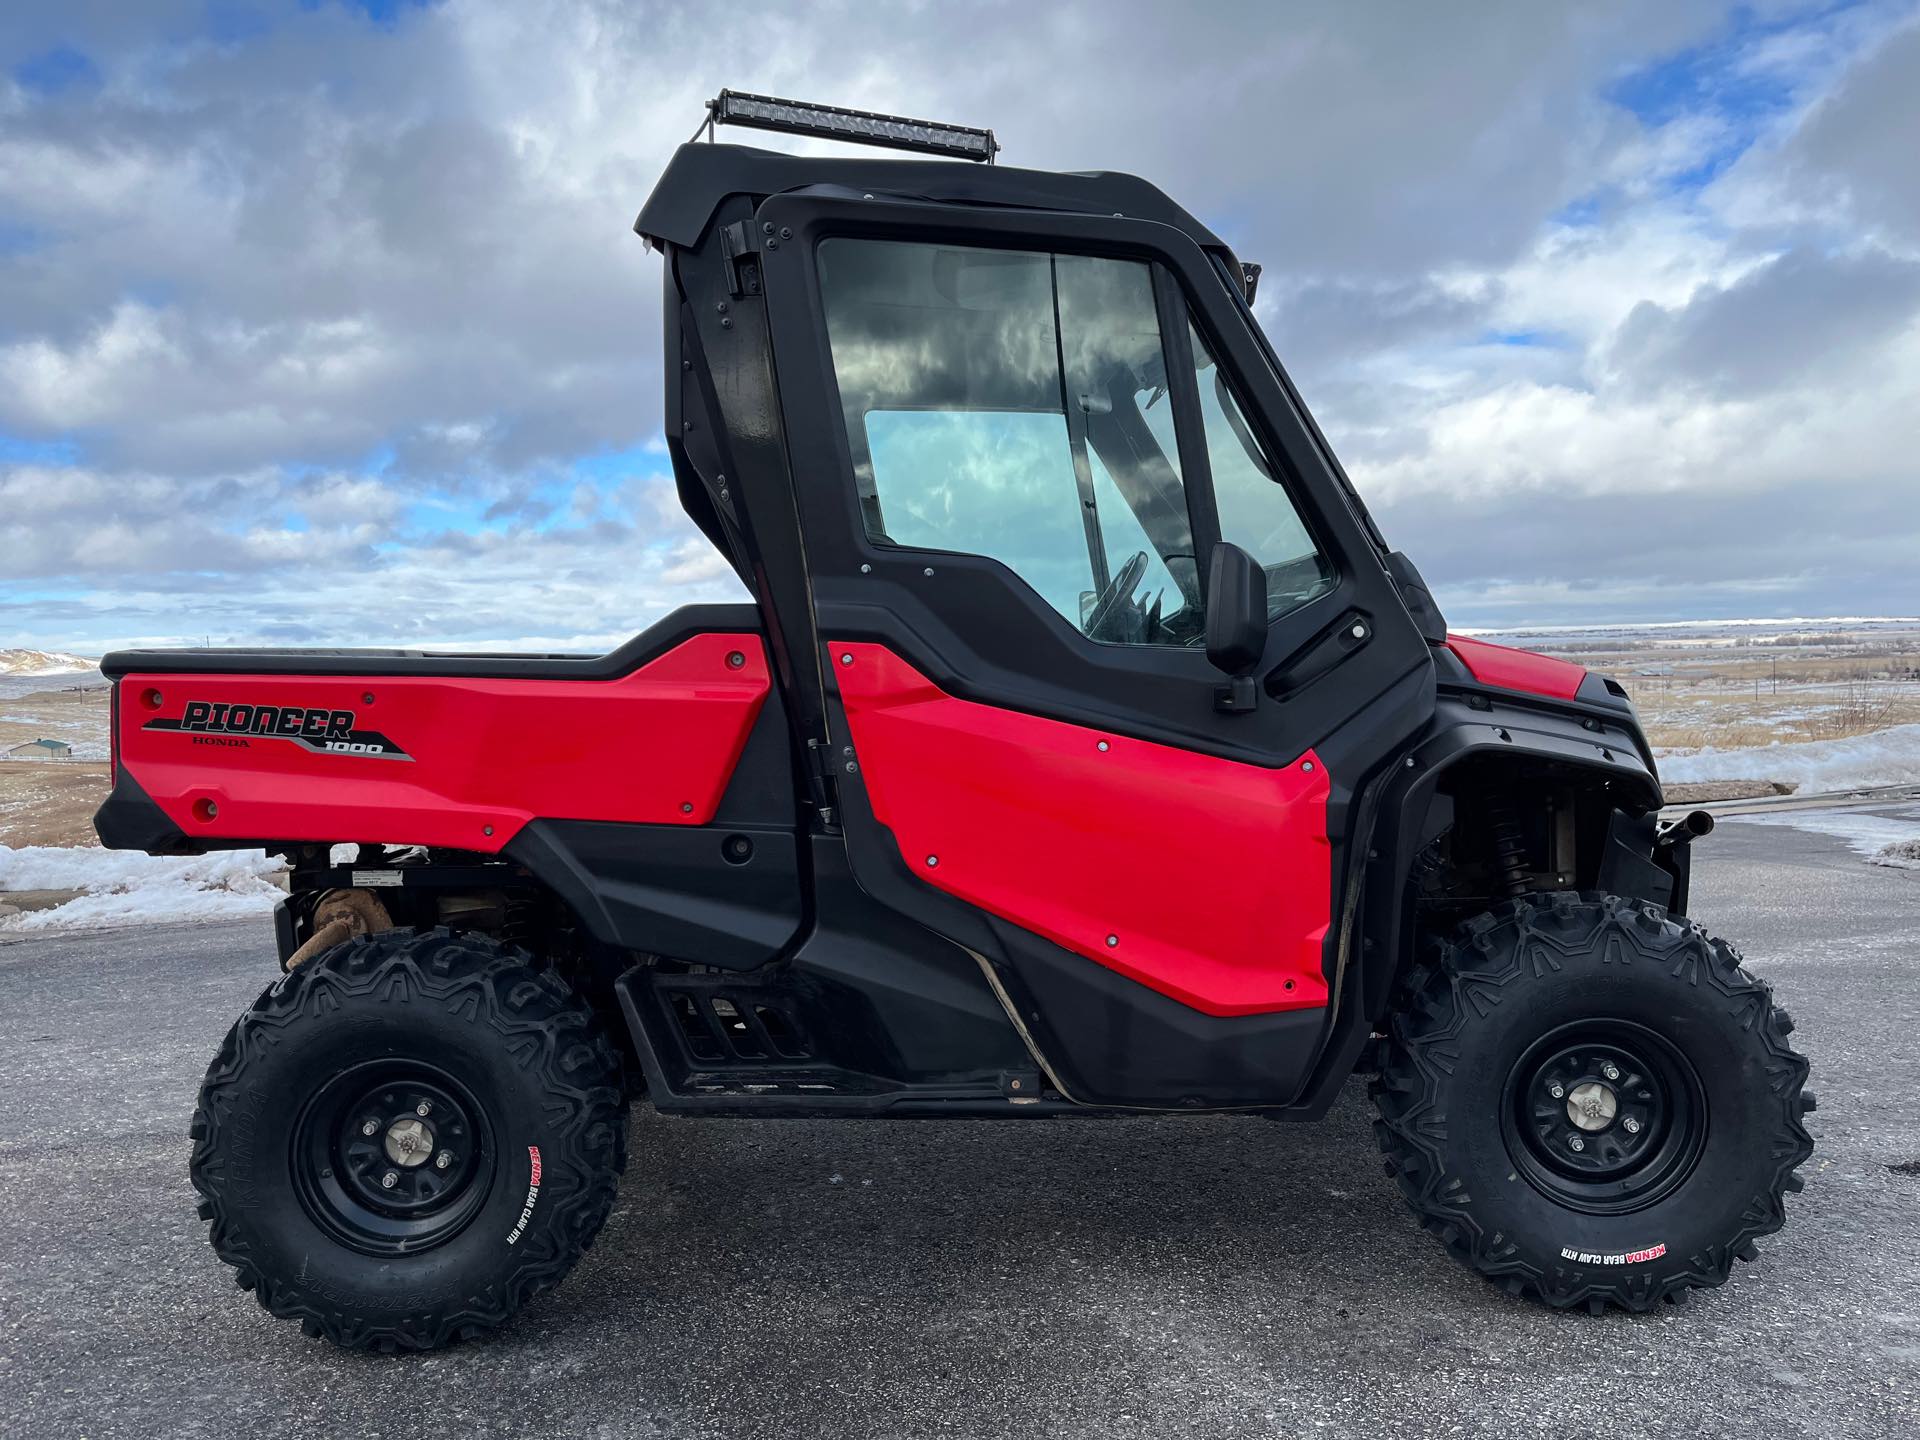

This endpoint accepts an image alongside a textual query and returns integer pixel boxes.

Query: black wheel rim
[291,1060,496,1256]
[1500,1020,1708,1215]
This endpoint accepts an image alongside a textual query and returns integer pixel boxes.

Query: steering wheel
[1263,552,1331,609]
[1085,550,1150,640]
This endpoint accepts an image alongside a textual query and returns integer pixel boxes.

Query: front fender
[1350,690,1662,1027]
[1403,694,1661,812]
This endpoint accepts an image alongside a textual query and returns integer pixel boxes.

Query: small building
[4,738,72,759]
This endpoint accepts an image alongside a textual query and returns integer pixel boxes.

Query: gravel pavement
[1,816,1916,1439]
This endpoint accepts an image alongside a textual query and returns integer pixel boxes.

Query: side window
[818,239,1202,646]
[1186,324,1336,618]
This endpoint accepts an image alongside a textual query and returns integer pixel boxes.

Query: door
[753,195,1435,1104]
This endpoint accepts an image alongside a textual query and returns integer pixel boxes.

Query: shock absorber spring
[500,894,539,954]
[1488,804,1531,898]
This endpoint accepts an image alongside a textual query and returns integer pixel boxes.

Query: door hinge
[804,738,841,831]
[719,220,763,299]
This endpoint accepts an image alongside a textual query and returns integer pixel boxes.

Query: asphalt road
[2,817,1916,1440]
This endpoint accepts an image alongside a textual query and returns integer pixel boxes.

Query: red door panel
[115,635,769,851]
[830,642,1331,1017]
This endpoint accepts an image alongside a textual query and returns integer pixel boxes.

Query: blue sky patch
[1477,329,1573,350]
[11,45,98,95]
[0,433,80,465]
[298,0,439,27]
[1604,3,1850,194]
[0,221,43,257]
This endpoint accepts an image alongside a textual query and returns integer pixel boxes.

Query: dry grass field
[0,762,112,847]
[1513,619,1920,758]
[0,681,108,757]
[0,678,112,847]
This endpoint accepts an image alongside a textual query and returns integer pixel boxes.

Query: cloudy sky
[2,0,1917,653]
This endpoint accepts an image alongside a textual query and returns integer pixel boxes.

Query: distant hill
[0,649,97,677]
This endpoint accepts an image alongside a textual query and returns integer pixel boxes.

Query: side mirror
[1205,541,1267,714]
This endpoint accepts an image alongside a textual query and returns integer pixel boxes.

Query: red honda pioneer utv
[95,93,1812,1351]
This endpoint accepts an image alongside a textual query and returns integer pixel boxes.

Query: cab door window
[818,239,1201,646]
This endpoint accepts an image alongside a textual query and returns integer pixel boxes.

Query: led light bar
[706,90,999,163]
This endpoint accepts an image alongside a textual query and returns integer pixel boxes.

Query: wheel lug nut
[1548,1083,1565,1100]
[434,1151,453,1170]
[415,1101,432,1117]
[1623,1116,1641,1134]
[381,1171,399,1189]
[1602,1064,1620,1082]
[1568,1135,1586,1152]
[361,1119,380,1137]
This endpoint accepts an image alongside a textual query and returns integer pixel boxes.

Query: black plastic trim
[505,818,802,969]
[1598,810,1676,912]
[613,835,1036,1116]
[1385,552,1447,644]
[983,913,1327,1108]
[92,765,195,853]
[100,603,762,681]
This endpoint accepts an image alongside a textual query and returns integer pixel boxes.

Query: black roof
[634,142,1233,260]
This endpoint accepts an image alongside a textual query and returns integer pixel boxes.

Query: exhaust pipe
[1657,809,1715,850]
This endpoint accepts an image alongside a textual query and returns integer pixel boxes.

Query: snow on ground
[0,845,285,932]
[0,668,103,700]
[1723,805,1920,870]
[1658,723,1920,792]
[0,649,94,678]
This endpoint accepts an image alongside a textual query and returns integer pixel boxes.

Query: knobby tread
[189,927,629,1351]
[1371,892,1813,1314]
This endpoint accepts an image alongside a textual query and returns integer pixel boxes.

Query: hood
[1443,633,1588,701]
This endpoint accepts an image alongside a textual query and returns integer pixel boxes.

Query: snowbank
[1873,838,1920,870]
[1658,723,1920,792]
[0,844,285,932]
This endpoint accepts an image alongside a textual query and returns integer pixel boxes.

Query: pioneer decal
[144,701,412,760]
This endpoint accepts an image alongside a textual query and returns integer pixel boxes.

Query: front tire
[190,928,628,1351]
[1373,893,1813,1313]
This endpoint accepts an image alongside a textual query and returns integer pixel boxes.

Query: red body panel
[1445,633,1587,701]
[115,635,769,852]
[830,642,1332,1017]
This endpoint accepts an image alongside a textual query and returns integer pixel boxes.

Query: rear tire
[1372,893,1813,1313]
[190,928,628,1351]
